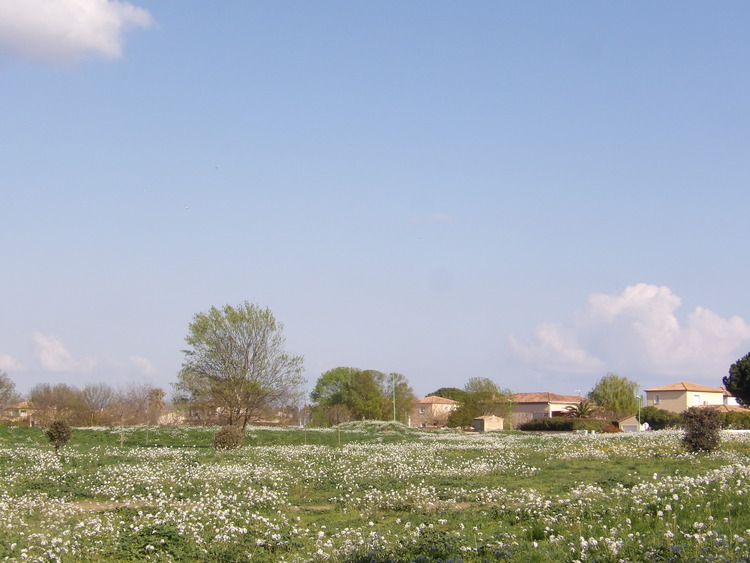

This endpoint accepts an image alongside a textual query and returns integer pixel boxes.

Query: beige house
[473,415,504,432]
[644,382,738,414]
[511,392,585,427]
[410,395,460,428]
[0,401,36,426]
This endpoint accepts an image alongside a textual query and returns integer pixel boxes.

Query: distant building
[644,382,742,414]
[473,415,504,432]
[510,392,585,428]
[410,395,460,428]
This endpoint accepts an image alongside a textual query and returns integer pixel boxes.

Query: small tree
[46,420,72,454]
[214,425,245,450]
[723,352,750,407]
[682,407,722,453]
[587,373,639,420]
[565,400,599,419]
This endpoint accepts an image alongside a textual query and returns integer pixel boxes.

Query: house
[510,392,586,428]
[410,395,460,428]
[0,401,37,426]
[644,382,740,414]
[617,414,647,432]
[473,415,504,432]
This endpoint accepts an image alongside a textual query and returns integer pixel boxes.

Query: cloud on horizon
[510,283,750,380]
[0,0,153,64]
[32,332,96,373]
[0,353,25,372]
[130,355,158,376]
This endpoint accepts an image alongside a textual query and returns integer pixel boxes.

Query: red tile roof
[511,392,585,404]
[645,381,725,393]
[416,395,461,405]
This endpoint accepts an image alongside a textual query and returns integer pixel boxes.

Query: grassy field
[1,422,750,562]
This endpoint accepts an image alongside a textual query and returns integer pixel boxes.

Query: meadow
[1,422,750,562]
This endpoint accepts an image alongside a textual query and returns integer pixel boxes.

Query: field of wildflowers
[1,422,750,562]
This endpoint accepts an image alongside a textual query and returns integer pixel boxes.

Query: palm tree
[565,400,599,419]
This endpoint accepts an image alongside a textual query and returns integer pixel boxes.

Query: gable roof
[416,395,461,405]
[644,381,725,393]
[511,392,585,404]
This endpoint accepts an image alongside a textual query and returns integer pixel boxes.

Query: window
[693,394,700,406]
[419,406,426,414]
[654,394,660,405]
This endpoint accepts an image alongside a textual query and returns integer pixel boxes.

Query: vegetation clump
[213,425,245,450]
[682,406,722,453]
[45,419,72,454]
[639,406,682,430]
[518,417,611,432]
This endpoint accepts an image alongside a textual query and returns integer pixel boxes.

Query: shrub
[601,424,622,433]
[518,417,610,432]
[639,406,682,430]
[722,410,750,429]
[45,420,72,454]
[213,425,244,450]
[682,406,722,453]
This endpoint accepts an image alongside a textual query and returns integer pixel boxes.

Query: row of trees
[0,373,166,427]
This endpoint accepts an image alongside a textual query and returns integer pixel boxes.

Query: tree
[683,406,722,453]
[565,400,599,419]
[310,368,416,425]
[175,302,305,429]
[430,387,469,404]
[587,373,639,420]
[29,383,83,425]
[447,378,513,428]
[638,406,682,430]
[46,419,72,454]
[0,371,20,411]
[723,352,750,407]
[80,383,116,426]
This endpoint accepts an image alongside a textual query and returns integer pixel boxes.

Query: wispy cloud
[130,355,157,375]
[32,332,95,372]
[0,353,25,372]
[510,283,750,379]
[0,0,153,64]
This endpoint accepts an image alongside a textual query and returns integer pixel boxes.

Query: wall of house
[647,390,724,413]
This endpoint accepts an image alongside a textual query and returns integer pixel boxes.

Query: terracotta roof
[511,392,585,404]
[416,395,461,405]
[645,381,725,393]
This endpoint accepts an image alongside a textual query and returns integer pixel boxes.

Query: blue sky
[2,1,749,399]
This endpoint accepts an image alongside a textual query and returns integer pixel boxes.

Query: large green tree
[310,367,415,425]
[723,352,750,407]
[175,302,305,428]
[447,378,512,428]
[587,373,639,420]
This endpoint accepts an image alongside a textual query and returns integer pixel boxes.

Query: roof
[645,381,725,393]
[511,392,585,404]
[416,395,461,405]
[700,404,750,413]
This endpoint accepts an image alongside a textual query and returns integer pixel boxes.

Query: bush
[213,425,245,450]
[518,417,610,432]
[45,420,72,454]
[682,406,722,453]
[722,410,750,429]
[639,406,683,430]
[601,424,622,433]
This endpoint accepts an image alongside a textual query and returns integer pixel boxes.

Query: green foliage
[518,417,611,432]
[723,351,750,407]
[682,406,722,453]
[310,367,415,426]
[587,373,639,419]
[564,400,598,419]
[45,419,72,453]
[638,406,683,430]
[429,387,469,403]
[721,410,750,429]
[447,378,512,428]
[116,521,191,561]
[175,302,305,428]
[213,425,245,450]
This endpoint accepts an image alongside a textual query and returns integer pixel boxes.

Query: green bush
[45,420,72,454]
[682,406,722,453]
[722,410,750,429]
[518,417,610,432]
[213,425,245,450]
[639,406,682,430]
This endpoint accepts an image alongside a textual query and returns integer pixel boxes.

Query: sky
[2,1,750,400]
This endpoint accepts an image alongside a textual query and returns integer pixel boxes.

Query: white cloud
[32,332,95,372]
[0,353,25,372]
[510,283,750,379]
[130,355,157,375]
[0,0,153,64]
